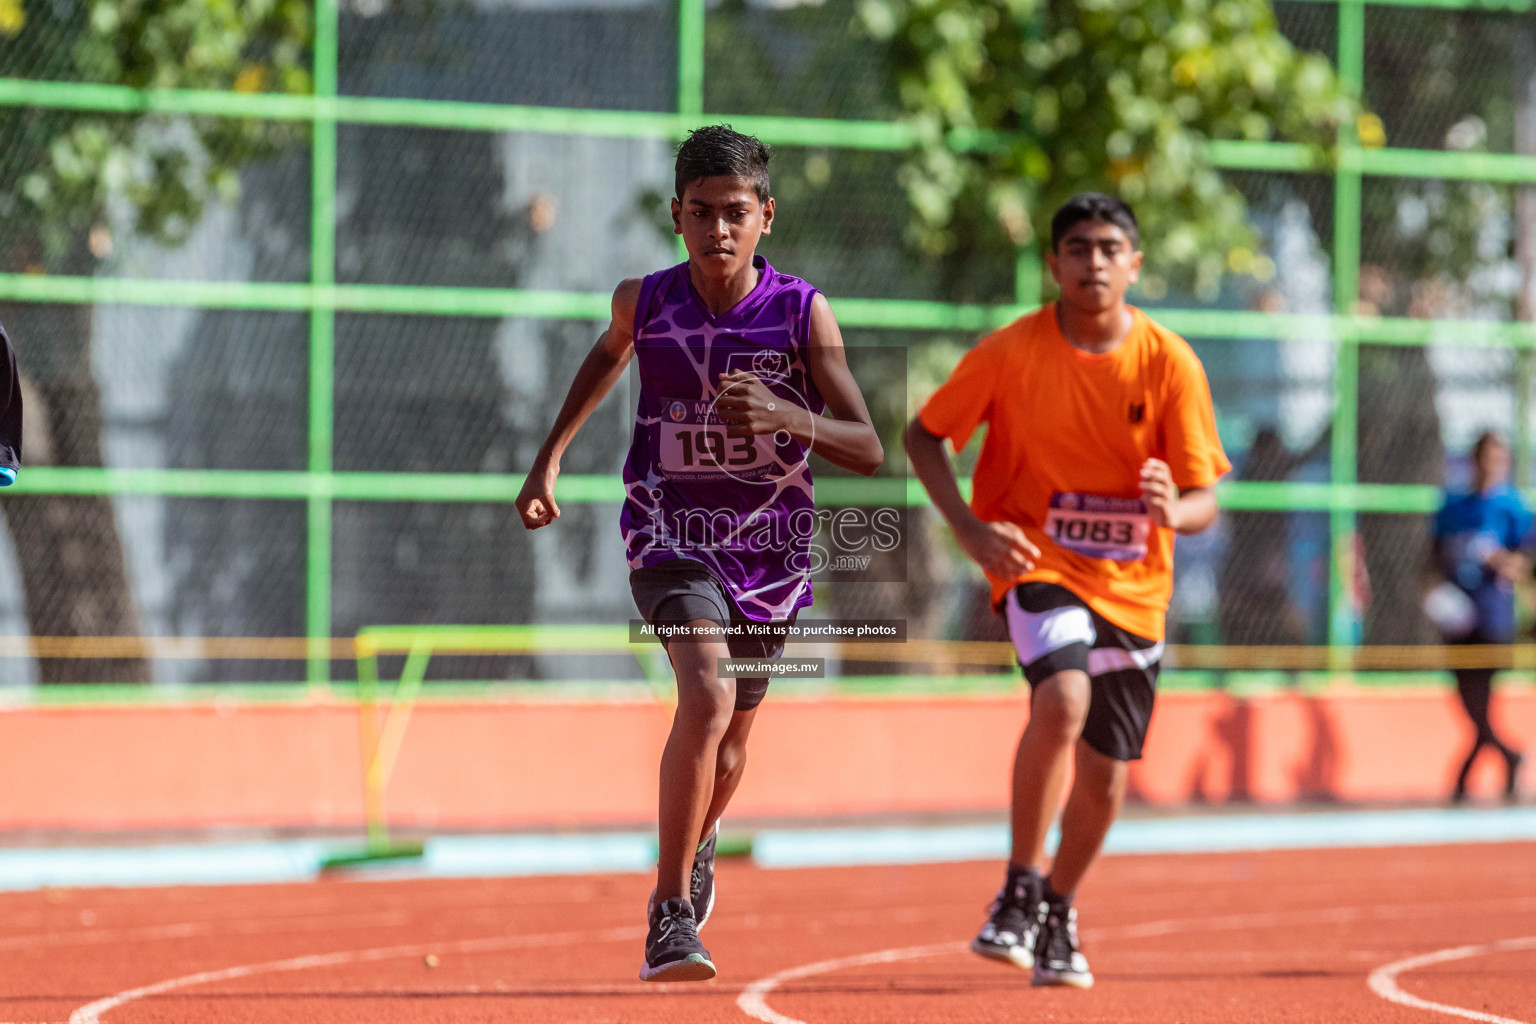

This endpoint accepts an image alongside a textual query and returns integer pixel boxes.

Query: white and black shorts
[1004,581,1163,762]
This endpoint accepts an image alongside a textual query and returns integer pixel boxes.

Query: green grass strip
[7,670,1502,708]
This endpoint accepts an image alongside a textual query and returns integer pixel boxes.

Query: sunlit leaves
[0,0,24,36]
[861,0,1359,296]
[2,0,313,263]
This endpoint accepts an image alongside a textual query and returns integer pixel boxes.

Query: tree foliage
[1357,11,1531,322]
[0,0,311,682]
[0,0,311,264]
[857,0,1362,296]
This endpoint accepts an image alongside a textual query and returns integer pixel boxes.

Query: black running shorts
[1003,581,1162,762]
[629,558,792,712]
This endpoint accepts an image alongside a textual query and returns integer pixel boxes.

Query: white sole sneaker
[639,952,717,982]
[970,936,1035,970]
[1032,966,1094,989]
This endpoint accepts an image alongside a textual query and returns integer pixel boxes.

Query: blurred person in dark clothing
[1429,432,1528,802]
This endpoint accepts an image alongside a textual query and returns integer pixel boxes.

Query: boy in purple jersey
[517,126,882,982]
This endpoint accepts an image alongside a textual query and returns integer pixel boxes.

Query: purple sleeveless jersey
[620,256,825,622]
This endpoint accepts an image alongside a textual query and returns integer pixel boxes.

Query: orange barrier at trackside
[0,689,1529,832]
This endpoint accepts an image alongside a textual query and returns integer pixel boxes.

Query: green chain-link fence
[0,0,1533,685]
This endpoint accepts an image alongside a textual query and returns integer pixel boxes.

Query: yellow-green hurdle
[317,625,1535,869]
[322,624,663,869]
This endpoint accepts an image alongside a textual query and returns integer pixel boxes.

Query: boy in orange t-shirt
[906,193,1230,988]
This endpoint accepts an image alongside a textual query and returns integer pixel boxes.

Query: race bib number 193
[659,422,772,478]
[1044,493,1151,562]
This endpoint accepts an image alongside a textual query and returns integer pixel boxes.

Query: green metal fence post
[678,0,704,118]
[1015,244,1043,308]
[1515,28,1536,488]
[1328,0,1366,662]
[1518,355,1532,490]
[672,0,706,262]
[308,0,340,688]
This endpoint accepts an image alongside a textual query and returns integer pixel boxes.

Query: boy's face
[1476,439,1510,486]
[671,175,774,279]
[1047,219,1143,313]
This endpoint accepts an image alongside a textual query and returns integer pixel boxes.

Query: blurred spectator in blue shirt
[1430,432,1528,802]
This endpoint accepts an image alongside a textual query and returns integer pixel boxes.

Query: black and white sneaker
[1032,897,1094,989]
[970,865,1043,969]
[690,822,718,927]
[639,897,716,982]
[648,822,719,929]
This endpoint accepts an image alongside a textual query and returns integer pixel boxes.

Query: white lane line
[68,925,645,1024]
[735,900,1536,1024]
[0,910,411,953]
[737,943,962,1024]
[1368,936,1536,1024]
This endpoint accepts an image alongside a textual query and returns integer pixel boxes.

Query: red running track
[0,841,1531,1023]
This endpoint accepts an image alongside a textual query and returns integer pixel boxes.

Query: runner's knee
[1074,746,1127,808]
[674,666,736,733]
[715,735,747,783]
[1029,671,1091,741]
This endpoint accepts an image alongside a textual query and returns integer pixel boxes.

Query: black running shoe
[970,865,1043,969]
[639,898,716,982]
[648,822,719,929]
[690,823,718,927]
[1032,896,1093,988]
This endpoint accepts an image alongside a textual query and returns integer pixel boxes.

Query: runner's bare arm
[714,293,883,476]
[516,279,640,530]
[1139,459,1217,534]
[904,418,1038,578]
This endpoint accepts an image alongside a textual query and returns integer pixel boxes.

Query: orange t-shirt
[918,304,1231,641]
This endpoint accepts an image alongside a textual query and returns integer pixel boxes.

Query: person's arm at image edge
[0,325,18,486]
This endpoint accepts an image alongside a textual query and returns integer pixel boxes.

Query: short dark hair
[1473,431,1506,460]
[1050,193,1140,251]
[674,125,771,204]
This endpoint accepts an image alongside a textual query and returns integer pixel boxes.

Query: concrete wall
[0,688,1528,832]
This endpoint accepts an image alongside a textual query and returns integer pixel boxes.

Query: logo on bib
[668,400,688,422]
[752,350,788,377]
[727,349,791,384]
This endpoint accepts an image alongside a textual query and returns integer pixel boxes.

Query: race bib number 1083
[1044,493,1151,562]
